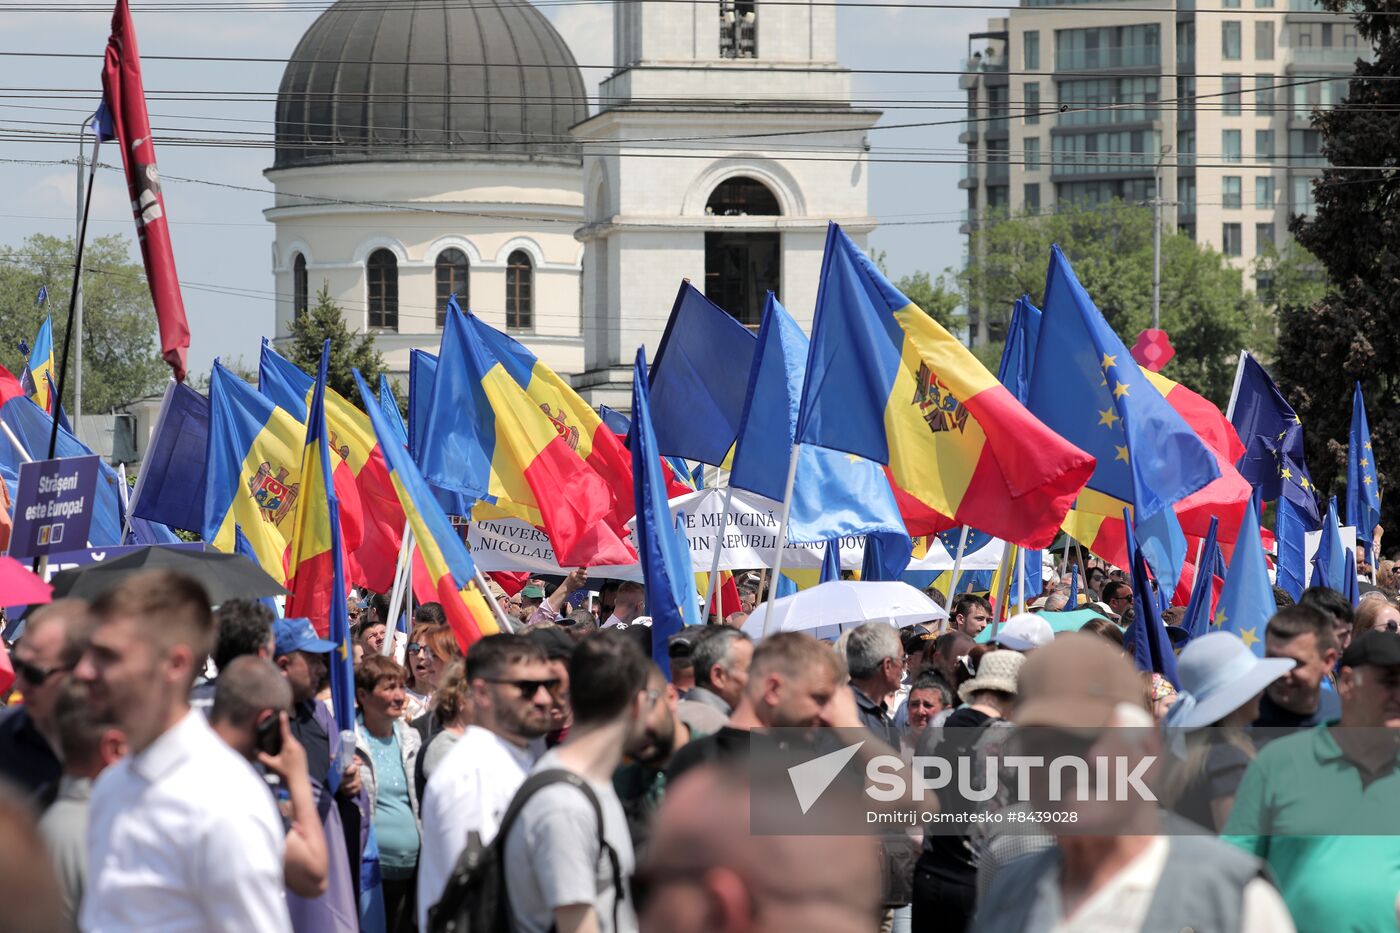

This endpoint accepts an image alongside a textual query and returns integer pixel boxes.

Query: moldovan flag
[285,341,350,643]
[354,370,499,650]
[98,0,190,381]
[203,361,305,584]
[21,316,54,412]
[258,341,404,592]
[419,302,635,568]
[461,299,643,528]
[796,222,1095,548]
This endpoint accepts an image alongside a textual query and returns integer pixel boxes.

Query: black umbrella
[49,545,286,605]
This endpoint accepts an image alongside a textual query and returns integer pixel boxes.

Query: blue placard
[8,455,101,558]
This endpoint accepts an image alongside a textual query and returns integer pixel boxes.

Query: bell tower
[571,0,881,407]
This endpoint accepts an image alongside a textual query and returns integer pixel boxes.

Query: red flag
[101,0,190,381]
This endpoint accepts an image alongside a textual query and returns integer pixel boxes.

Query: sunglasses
[407,642,424,653]
[13,658,70,686]
[484,677,561,696]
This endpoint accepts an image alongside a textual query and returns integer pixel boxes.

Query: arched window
[366,249,398,331]
[292,253,308,319]
[704,177,781,326]
[705,176,781,216]
[435,248,469,327]
[506,250,533,330]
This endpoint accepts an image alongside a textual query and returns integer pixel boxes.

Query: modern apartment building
[959,0,1365,344]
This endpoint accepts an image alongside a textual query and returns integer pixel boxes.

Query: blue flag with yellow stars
[1214,495,1276,656]
[1347,383,1381,550]
[1230,352,1320,523]
[1029,246,1219,599]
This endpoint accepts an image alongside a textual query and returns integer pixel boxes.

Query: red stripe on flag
[347,447,406,592]
[286,548,337,637]
[435,574,493,652]
[523,436,636,567]
[949,385,1097,549]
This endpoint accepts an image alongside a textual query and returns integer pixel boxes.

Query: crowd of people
[1,556,1399,933]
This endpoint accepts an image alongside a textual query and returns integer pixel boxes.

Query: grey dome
[274,0,587,169]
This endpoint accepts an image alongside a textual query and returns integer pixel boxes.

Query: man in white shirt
[415,634,554,931]
[75,568,292,933]
[602,582,645,629]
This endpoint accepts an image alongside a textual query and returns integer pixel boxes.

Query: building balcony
[959,127,979,145]
[1286,47,1364,69]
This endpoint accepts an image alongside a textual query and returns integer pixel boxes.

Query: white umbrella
[742,580,948,641]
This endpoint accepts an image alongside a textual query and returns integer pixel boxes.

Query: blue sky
[0,0,992,382]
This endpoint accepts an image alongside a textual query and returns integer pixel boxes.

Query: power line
[0,0,1370,17]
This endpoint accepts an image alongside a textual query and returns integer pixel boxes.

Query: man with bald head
[0,598,91,808]
[637,761,881,933]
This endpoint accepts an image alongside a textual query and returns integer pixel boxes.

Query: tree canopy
[0,234,168,412]
[287,283,386,405]
[1278,0,1397,530]
[958,200,1274,405]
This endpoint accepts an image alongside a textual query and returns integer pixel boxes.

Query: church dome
[273,0,587,170]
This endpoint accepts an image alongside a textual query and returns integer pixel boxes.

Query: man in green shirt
[1223,629,1400,932]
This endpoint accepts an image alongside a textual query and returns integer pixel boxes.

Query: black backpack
[427,768,624,933]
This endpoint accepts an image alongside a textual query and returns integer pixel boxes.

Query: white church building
[266,0,879,405]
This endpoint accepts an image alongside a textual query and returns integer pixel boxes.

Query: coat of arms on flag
[249,462,299,526]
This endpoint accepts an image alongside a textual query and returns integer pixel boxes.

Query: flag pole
[46,128,100,462]
[381,520,413,657]
[117,462,132,544]
[761,443,802,637]
[1014,545,1025,615]
[74,115,93,427]
[947,525,971,599]
[990,543,1016,641]
[703,485,733,622]
[1225,349,1248,422]
[474,565,517,634]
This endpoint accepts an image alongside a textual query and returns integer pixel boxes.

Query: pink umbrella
[0,556,54,606]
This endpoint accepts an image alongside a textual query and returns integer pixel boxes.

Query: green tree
[958,200,1272,404]
[895,270,962,330]
[287,283,386,404]
[1277,1,1394,523]
[0,233,167,411]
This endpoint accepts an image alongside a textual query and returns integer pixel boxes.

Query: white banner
[467,486,1011,578]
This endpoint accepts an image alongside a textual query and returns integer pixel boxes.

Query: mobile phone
[255,712,283,757]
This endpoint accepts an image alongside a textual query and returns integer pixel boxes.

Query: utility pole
[1150,145,1173,330]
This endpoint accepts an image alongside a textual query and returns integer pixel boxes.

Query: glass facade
[1056,178,1157,204]
[1025,82,1041,125]
[1290,129,1325,166]
[1254,74,1275,113]
[1025,137,1042,170]
[1256,129,1275,161]
[1292,175,1317,215]
[1055,25,1160,70]
[1051,129,1160,175]
[1056,77,1160,125]
[1024,182,1041,212]
[1025,30,1040,70]
[1256,223,1276,251]
[1255,21,1274,60]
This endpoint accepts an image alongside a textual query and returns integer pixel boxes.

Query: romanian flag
[258,341,404,592]
[284,342,357,728]
[418,303,635,568]
[203,361,306,584]
[353,369,499,650]
[21,316,55,412]
[460,301,640,529]
[796,223,1095,549]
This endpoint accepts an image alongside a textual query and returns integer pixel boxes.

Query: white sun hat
[1164,631,1296,731]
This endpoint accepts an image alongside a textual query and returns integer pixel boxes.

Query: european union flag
[1214,496,1276,656]
[1229,352,1319,523]
[997,296,1041,405]
[630,347,702,679]
[1125,521,1180,687]
[730,294,912,581]
[1347,383,1381,550]
[1180,515,1225,642]
[1030,246,1219,598]
[648,282,757,466]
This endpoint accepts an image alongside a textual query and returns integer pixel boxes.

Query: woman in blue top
[355,654,422,933]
